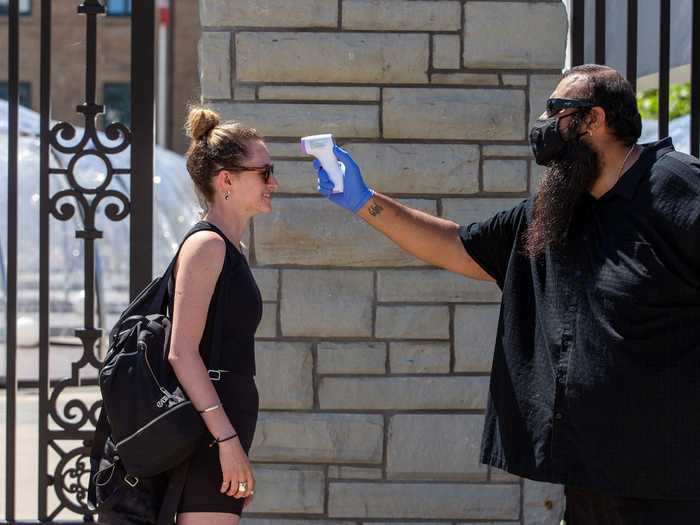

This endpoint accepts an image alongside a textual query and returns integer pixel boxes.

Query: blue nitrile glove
[313,145,374,213]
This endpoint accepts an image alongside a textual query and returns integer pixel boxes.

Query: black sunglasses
[220,164,274,183]
[545,98,594,118]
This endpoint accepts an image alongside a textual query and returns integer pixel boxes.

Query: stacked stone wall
[198,1,569,522]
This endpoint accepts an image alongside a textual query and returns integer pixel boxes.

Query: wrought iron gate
[569,0,700,157]
[3,1,155,522]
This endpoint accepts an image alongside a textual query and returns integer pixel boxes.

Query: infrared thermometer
[300,133,344,193]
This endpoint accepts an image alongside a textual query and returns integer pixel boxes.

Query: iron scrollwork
[43,0,133,518]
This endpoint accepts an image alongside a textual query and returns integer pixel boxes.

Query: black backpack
[88,223,224,522]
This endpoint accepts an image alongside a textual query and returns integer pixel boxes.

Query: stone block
[343,0,461,31]
[530,74,562,128]
[198,32,230,99]
[457,523,515,525]
[442,197,524,226]
[280,270,373,337]
[387,414,487,480]
[377,269,501,303]
[431,73,500,86]
[524,479,565,525]
[273,144,478,194]
[483,159,528,193]
[375,305,449,339]
[209,102,379,139]
[246,465,325,514]
[317,342,387,375]
[319,376,489,410]
[233,85,256,101]
[259,85,380,102]
[255,342,313,409]
[270,160,318,194]
[433,34,461,69]
[502,74,528,86]
[256,304,277,338]
[251,412,384,463]
[368,523,445,525]
[383,88,525,140]
[254,198,437,266]
[463,2,568,69]
[243,521,348,525]
[200,0,338,28]
[483,145,533,158]
[236,32,428,83]
[252,268,279,301]
[454,305,500,373]
[491,467,521,483]
[348,143,479,195]
[266,142,308,158]
[389,342,450,374]
[327,466,383,479]
[531,160,546,195]
[328,482,520,519]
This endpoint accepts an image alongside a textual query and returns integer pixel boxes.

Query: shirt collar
[607,137,675,200]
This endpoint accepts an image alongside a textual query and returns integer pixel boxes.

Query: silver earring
[224,191,230,201]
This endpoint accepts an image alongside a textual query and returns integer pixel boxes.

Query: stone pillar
[198,1,569,522]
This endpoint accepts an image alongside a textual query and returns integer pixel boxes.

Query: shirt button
[555,413,563,421]
[568,305,576,312]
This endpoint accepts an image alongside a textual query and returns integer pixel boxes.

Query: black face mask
[529,116,566,166]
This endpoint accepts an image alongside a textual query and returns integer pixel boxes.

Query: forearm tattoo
[368,199,384,217]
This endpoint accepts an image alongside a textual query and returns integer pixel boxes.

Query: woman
[168,106,277,524]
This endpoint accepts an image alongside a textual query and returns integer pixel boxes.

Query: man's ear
[586,106,606,134]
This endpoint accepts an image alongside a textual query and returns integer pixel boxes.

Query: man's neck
[589,141,640,199]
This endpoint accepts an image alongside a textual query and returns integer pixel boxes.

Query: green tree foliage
[637,82,691,120]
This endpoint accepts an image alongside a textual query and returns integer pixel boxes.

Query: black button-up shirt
[460,138,700,499]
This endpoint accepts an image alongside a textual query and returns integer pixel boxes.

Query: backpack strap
[157,459,191,525]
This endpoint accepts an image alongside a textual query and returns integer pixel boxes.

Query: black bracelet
[209,432,238,447]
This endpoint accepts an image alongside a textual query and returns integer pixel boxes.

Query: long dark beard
[524,125,599,258]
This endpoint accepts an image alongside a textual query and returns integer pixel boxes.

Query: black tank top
[171,221,262,376]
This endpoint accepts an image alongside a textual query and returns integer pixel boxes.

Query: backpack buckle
[208,370,222,381]
[124,474,139,488]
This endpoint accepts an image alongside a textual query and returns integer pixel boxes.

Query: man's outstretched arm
[356,192,494,281]
[314,145,494,282]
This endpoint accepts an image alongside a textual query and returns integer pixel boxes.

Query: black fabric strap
[156,459,190,525]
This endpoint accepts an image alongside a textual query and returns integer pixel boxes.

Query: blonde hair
[183,105,262,211]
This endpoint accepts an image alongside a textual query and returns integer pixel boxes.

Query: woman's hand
[218,437,255,499]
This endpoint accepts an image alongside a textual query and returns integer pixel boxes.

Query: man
[311,65,700,524]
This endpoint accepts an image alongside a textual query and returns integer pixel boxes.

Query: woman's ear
[214,169,234,191]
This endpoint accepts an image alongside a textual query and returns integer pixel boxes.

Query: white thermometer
[300,133,344,193]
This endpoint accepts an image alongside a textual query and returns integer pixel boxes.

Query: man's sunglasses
[545,98,594,118]
[220,164,274,183]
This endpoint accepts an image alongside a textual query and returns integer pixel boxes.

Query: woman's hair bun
[185,105,220,141]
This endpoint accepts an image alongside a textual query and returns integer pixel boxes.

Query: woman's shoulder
[178,229,227,273]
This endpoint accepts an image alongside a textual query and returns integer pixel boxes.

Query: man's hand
[312,145,493,281]
[314,145,374,213]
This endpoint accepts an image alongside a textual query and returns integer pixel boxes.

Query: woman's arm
[168,231,234,438]
[168,230,254,498]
